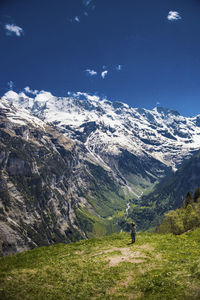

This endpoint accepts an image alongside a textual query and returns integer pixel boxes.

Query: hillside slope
[0,229,200,299]
[114,150,200,231]
[158,188,200,235]
[0,99,127,255]
[142,149,200,215]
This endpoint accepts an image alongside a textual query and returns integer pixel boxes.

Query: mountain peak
[153,106,180,116]
[2,89,200,170]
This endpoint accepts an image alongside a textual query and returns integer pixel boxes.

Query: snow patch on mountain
[2,90,200,170]
[0,98,46,137]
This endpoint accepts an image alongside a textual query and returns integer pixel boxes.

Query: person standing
[130,222,136,244]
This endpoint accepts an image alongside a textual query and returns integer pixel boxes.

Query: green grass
[0,229,200,299]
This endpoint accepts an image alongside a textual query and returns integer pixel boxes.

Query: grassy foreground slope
[0,230,200,300]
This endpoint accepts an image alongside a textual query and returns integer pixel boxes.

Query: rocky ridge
[3,90,200,174]
[0,99,126,254]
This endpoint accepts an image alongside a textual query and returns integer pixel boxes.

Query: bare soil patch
[94,246,148,267]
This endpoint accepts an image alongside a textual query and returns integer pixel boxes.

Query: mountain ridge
[3,90,200,172]
[0,92,200,254]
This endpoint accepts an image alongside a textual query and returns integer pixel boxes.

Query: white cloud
[167,11,181,21]
[84,11,89,17]
[24,86,38,95]
[116,65,122,71]
[101,70,108,79]
[5,24,24,36]
[74,16,80,22]
[86,69,97,76]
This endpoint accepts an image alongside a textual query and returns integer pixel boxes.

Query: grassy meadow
[0,229,200,299]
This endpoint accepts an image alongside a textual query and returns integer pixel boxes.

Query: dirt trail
[94,244,155,267]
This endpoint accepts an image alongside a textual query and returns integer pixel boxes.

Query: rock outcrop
[0,100,124,254]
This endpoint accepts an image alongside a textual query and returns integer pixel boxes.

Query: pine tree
[183,192,193,208]
[193,187,200,203]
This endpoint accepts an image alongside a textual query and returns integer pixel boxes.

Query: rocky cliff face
[0,100,126,255]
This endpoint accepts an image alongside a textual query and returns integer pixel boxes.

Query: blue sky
[0,0,200,116]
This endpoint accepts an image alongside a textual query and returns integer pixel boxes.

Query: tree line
[158,188,200,235]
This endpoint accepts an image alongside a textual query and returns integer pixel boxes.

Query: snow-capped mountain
[3,90,200,172]
[1,90,200,254]
[0,98,125,254]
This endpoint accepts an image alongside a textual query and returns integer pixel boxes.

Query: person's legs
[131,233,135,243]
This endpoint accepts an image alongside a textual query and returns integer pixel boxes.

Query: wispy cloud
[74,16,80,23]
[24,86,38,95]
[8,80,14,90]
[5,24,24,36]
[116,65,122,71]
[83,0,93,6]
[167,11,181,21]
[68,16,81,23]
[86,69,97,76]
[101,70,108,79]
[83,0,95,11]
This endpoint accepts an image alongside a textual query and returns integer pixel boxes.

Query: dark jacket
[131,226,136,235]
